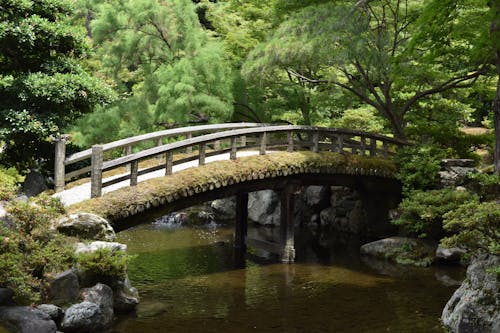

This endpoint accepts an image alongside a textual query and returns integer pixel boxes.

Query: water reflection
[110,222,464,333]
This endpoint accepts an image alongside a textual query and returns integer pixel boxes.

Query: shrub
[395,143,450,195]
[442,201,500,256]
[0,195,74,303]
[393,189,478,239]
[77,247,133,283]
[334,106,385,133]
[466,172,500,200]
[0,166,23,200]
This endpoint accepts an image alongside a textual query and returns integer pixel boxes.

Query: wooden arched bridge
[53,123,406,263]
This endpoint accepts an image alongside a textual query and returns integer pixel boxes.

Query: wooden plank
[260,132,267,155]
[199,143,206,166]
[130,160,138,186]
[230,137,237,160]
[90,145,103,198]
[65,165,92,180]
[165,151,173,175]
[287,131,294,152]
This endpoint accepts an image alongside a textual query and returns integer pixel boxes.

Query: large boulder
[60,302,107,333]
[436,245,467,264]
[46,269,80,306]
[211,197,236,221]
[22,170,48,197]
[80,283,114,327]
[57,213,116,241]
[75,241,126,256]
[439,159,477,188]
[360,237,436,267]
[36,304,63,324]
[442,255,499,333]
[0,288,14,306]
[0,306,57,333]
[248,190,281,226]
[304,186,330,210]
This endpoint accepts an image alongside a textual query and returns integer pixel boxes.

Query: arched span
[68,151,402,232]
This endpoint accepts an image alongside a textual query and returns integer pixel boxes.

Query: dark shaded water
[109,223,464,333]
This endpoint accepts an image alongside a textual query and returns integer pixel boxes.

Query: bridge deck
[54,150,263,206]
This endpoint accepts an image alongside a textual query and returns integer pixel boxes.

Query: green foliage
[72,0,234,146]
[395,144,450,194]
[0,0,114,170]
[442,201,500,255]
[0,166,23,200]
[466,172,500,200]
[333,106,385,133]
[77,247,132,281]
[393,189,478,239]
[0,194,74,303]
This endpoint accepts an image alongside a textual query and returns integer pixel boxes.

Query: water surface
[110,223,464,333]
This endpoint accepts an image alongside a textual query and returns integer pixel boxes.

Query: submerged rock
[442,255,499,333]
[360,237,436,267]
[57,212,116,241]
[113,276,139,313]
[0,306,57,333]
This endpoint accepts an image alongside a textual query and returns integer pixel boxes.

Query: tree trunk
[491,0,500,175]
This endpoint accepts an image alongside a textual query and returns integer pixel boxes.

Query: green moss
[69,152,397,221]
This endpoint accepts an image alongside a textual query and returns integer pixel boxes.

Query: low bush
[0,166,23,200]
[77,247,133,283]
[0,194,74,303]
[393,189,478,239]
[442,200,500,256]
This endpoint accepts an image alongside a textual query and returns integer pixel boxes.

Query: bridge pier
[234,193,248,266]
[279,183,296,263]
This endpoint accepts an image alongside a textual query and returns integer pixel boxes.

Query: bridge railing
[53,122,264,192]
[66,125,405,198]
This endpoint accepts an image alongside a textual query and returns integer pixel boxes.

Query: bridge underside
[68,152,401,263]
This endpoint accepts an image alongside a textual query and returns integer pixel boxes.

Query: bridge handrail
[63,122,263,165]
[102,125,404,170]
[80,124,406,198]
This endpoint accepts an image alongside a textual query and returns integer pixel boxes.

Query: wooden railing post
[199,143,206,166]
[214,140,221,150]
[125,145,132,171]
[259,132,267,155]
[311,131,319,153]
[240,135,247,147]
[130,160,138,186]
[165,151,173,175]
[186,133,193,154]
[382,141,389,158]
[230,137,237,160]
[53,134,69,193]
[370,138,377,157]
[337,135,344,153]
[287,131,294,152]
[90,144,103,198]
[360,136,366,156]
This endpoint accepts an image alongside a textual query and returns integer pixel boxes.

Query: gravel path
[53,150,263,206]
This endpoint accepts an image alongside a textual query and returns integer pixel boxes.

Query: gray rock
[0,306,57,333]
[304,186,329,209]
[113,276,139,313]
[441,159,476,168]
[248,190,281,226]
[75,241,126,256]
[61,302,107,333]
[442,255,499,333]
[47,270,79,306]
[22,170,48,197]
[57,213,116,241]
[436,245,466,264]
[360,237,436,267]
[0,288,14,306]
[81,283,114,327]
[36,304,63,323]
[211,197,236,221]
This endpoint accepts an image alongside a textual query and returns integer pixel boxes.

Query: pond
[108,219,464,333]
